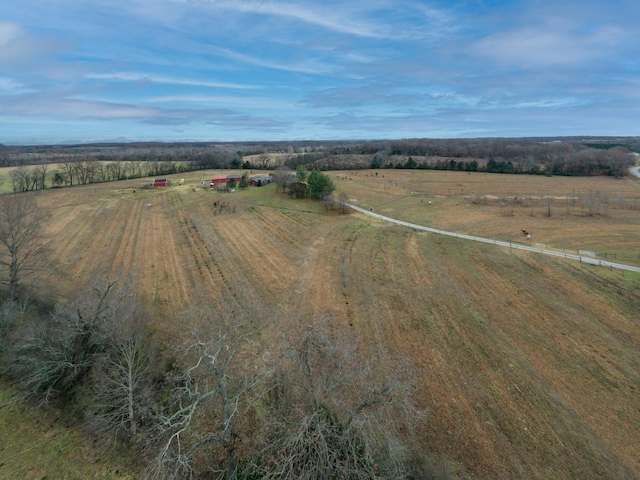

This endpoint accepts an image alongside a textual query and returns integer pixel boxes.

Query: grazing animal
[521,229,529,237]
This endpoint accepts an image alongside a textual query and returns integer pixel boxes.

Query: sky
[0,0,639,145]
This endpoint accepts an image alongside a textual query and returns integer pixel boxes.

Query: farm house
[153,178,170,187]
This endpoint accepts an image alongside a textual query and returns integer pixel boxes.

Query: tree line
[6,160,195,193]
[2,137,636,194]
[285,139,635,177]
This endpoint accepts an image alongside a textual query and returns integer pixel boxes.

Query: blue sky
[1,0,638,144]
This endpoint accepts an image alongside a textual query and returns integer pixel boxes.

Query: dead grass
[332,170,640,266]
[5,169,640,479]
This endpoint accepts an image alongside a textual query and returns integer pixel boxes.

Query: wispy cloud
[187,0,389,38]
[86,72,260,90]
[172,0,453,40]
[0,95,159,119]
[210,46,336,75]
[144,94,294,109]
[1,0,639,143]
[473,22,628,68]
[0,77,32,95]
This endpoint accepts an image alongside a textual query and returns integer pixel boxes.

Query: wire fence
[348,204,640,273]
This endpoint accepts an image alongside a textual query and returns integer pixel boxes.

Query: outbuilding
[249,175,273,186]
[154,178,170,187]
[210,177,228,187]
[210,175,244,187]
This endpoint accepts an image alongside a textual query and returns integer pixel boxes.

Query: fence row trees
[9,165,48,192]
[8,160,196,191]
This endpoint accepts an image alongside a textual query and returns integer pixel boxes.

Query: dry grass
[5,168,640,479]
[332,169,640,265]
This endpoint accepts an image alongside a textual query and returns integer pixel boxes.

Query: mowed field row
[35,170,640,479]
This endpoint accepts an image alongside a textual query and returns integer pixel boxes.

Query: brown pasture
[25,170,640,478]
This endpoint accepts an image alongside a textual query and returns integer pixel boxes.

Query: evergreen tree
[239,172,249,189]
[307,170,335,199]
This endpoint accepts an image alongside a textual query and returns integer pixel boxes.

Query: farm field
[337,169,640,261]
[11,169,640,478]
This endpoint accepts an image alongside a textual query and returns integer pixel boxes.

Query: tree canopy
[306,169,335,199]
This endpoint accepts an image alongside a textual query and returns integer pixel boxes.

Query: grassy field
[3,169,640,478]
[337,169,640,265]
[0,383,138,478]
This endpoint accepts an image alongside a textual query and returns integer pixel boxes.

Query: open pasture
[23,169,640,478]
[333,169,640,264]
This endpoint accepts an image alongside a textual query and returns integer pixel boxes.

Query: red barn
[210,175,243,187]
[154,178,170,187]
[210,177,228,187]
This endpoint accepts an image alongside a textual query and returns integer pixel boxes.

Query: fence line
[347,204,640,273]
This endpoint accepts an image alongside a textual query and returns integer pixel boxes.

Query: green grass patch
[0,383,138,479]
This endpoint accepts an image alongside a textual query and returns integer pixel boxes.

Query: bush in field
[287,181,308,199]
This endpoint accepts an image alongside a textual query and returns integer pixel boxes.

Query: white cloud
[0,22,64,67]
[210,46,335,75]
[472,17,628,69]
[169,0,449,40]
[0,95,159,119]
[144,94,294,109]
[86,72,260,90]
[0,77,32,95]
[186,0,386,38]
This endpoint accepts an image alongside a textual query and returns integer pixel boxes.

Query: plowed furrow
[215,217,295,298]
[111,198,143,275]
[177,212,242,310]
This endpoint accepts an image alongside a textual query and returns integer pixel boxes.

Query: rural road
[347,203,640,273]
[630,165,640,179]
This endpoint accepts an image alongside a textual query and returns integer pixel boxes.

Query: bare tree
[338,192,350,213]
[59,162,77,186]
[9,166,29,192]
[5,273,131,403]
[150,310,261,479]
[247,314,420,479]
[272,166,293,193]
[33,164,48,190]
[89,311,158,444]
[0,194,49,300]
[258,154,271,169]
[76,161,99,185]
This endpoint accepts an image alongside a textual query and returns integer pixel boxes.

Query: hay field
[15,169,640,478]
